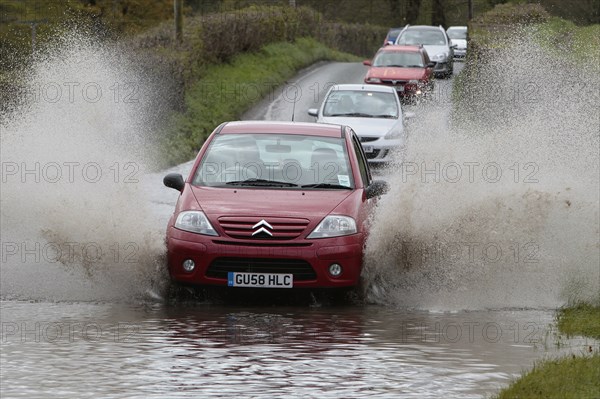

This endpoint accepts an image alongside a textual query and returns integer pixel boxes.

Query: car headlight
[307,215,357,239]
[365,77,382,83]
[175,211,218,236]
[431,53,448,62]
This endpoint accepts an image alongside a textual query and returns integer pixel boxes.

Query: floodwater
[2,300,596,399]
[1,30,599,398]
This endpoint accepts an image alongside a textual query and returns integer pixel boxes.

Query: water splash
[364,29,600,310]
[0,31,170,302]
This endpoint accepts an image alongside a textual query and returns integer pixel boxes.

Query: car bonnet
[319,117,400,139]
[368,66,427,80]
[189,185,355,221]
[423,44,449,57]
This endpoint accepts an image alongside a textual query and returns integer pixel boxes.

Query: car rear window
[447,29,467,40]
[373,51,424,68]
[398,30,446,46]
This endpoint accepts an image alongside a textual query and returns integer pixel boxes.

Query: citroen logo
[252,219,273,236]
[392,80,398,85]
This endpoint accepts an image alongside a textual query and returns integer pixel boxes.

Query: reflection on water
[1,301,596,398]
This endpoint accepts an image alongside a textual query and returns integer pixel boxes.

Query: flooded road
[1,31,599,398]
[2,300,595,398]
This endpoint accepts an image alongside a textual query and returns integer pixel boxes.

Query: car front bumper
[433,61,451,75]
[453,49,466,58]
[368,81,431,98]
[167,227,365,288]
[360,137,403,164]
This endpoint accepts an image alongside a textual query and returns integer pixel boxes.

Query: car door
[350,130,371,188]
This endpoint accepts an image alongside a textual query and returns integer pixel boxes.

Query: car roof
[404,25,444,31]
[328,83,397,93]
[447,26,467,30]
[219,121,343,137]
[379,45,423,52]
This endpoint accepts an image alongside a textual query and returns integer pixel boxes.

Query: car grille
[365,149,390,160]
[218,216,309,240]
[360,137,378,143]
[206,257,317,281]
[365,149,381,159]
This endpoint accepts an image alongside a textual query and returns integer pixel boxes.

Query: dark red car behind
[363,45,435,98]
[163,121,388,290]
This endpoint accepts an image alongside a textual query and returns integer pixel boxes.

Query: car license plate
[363,145,374,153]
[227,272,293,288]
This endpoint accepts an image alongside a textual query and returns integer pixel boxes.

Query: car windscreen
[322,90,399,119]
[447,29,467,40]
[386,29,402,41]
[398,30,446,46]
[193,133,354,189]
[373,51,424,68]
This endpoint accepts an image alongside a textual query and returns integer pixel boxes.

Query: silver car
[395,25,455,78]
[447,26,467,59]
[308,84,409,164]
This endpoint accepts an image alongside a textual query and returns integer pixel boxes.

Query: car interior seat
[311,147,341,184]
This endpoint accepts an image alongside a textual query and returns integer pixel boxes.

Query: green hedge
[472,3,550,26]
[132,6,385,95]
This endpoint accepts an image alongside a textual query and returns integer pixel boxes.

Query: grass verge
[158,37,359,167]
[532,17,600,65]
[495,354,600,399]
[494,304,600,399]
[557,303,600,341]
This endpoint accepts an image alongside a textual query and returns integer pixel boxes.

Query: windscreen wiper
[301,183,352,190]
[225,179,299,187]
[371,114,397,119]
[328,112,374,118]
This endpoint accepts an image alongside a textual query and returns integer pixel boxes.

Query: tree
[406,0,422,24]
[431,0,446,26]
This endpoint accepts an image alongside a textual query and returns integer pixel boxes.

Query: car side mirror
[386,41,394,46]
[362,59,372,66]
[366,180,389,199]
[164,173,185,192]
[308,108,318,117]
[427,62,435,68]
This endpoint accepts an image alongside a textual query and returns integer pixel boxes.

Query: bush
[131,6,385,92]
[472,3,550,26]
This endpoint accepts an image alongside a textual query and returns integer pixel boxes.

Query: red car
[363,45,435,98]
[163,121,388,289]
